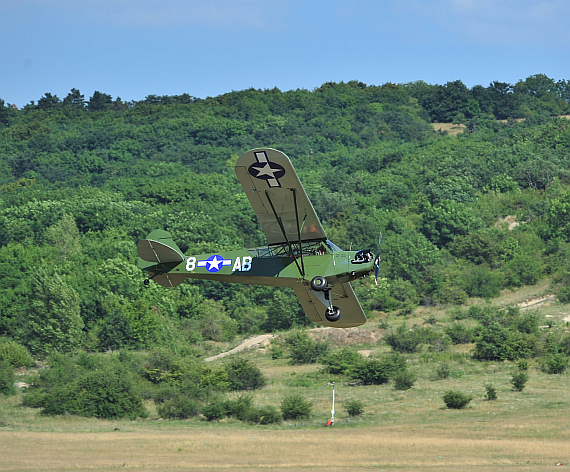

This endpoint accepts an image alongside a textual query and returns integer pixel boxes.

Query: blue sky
[1,0,569,107]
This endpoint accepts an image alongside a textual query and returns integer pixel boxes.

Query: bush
[284,330,328,365]
[443,390,473,409]
[510,371,529,392]
[157,395,199,419]
[344,399,364,417]
[280,393,313,420]
[350,353,406,385]
[225,358,266,391]
[0,362,15,396]
[435,363,451,380]
[23,356,147,419]
[225,395,254,421]
[484,384,497,401]
[202,399,228,421]
[445,322,474,344]
[393,370,417,391]
[384,325,423,353]
[473,322,536,361]
[542,354,568,374]
[319,347,364,375]
[0,341,34,367]
[68,370,147,419]
[247,405,282,424]
[461,265,502,298]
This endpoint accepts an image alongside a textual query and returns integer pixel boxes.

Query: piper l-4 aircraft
[137,148,381,328]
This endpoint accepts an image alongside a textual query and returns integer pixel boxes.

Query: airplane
[137,148,381,328]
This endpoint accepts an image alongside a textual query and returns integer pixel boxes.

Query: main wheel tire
[310,276,328,291]
[325,306,341,322]
[143,279,150,286]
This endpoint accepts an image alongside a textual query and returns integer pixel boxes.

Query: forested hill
[1,74,570,356]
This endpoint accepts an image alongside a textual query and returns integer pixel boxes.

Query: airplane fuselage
[148,247,374,289]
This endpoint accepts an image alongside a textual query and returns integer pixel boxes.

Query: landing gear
[310,276,341,322]
[143,279,150,286]
[325,306,341,322]
[310,276,328,291]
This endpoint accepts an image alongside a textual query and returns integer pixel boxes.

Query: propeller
[374,232,382,285]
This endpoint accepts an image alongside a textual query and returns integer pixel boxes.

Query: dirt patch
[432,122,466,136]
[205,334,274,362]
[308,326,383,345]
[516,294,555,310]
[495,215,519,230]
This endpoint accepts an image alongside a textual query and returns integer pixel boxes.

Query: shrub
[557,285,570,304]
[344,399,364,417]
[247,405,282,424]
[542,354,568,374]
[435,363,451,380]
[445,322,474,344]
[484,384,497,401]
[68,370,147,419]
[284,330,328,365]
[510,371,529,392]
[225,395,254,421]
[350,353,406,385]
[202,399,228,421]
[319,347,364,375]
[225,358,266,391]
[384,325,423,353]
[199,365,230,391]
[393,370,417,391]
[24,357,147,419]
[157,395,199,419]
[280,393,313,420]
[473,322,535,361]
[0,362,16,396]
[0,341,34,367]
[443,390,473,409]
[461,265,502,298]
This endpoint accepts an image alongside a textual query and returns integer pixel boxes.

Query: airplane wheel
[144,279,150,286]
[310,276,328,291]
[325,306,341,322]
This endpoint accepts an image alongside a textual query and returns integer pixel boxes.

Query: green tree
[26,268,84,357]
[45,213,82,262]
[421,200,477,248]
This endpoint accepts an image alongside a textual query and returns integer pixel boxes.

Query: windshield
[325,240,343,252]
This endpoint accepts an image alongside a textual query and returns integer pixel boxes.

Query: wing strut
[264,189,305,278]
[292,187,306,278]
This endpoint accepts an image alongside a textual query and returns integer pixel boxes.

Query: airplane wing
[235,148,327,246]
[293,283,367,328]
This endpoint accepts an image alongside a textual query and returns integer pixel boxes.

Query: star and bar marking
[248,151,286,188]
[197,255,233,273]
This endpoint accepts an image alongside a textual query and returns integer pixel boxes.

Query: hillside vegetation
[1,74,570,403]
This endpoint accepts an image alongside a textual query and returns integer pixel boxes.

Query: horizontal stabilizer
[137,230,184,264]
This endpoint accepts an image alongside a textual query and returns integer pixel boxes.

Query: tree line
[0,74,570,359]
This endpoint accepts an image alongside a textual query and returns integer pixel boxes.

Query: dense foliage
[1,74,570,359]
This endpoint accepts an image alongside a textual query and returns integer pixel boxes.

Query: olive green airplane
[137,148,381,328]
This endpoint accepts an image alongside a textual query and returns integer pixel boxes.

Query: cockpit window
[325,240,343,252]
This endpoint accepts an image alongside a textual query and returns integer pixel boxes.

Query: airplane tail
[137,230,185,287]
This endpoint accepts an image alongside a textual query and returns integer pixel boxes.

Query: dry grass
[4,291,570,471]
[2,424,570,471]
[432,122,466,136]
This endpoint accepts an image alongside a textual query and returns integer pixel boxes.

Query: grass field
[2,288,570,471]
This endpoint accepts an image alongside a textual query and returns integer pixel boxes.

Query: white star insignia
[207,256,223,271]
[253,163,280,179]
